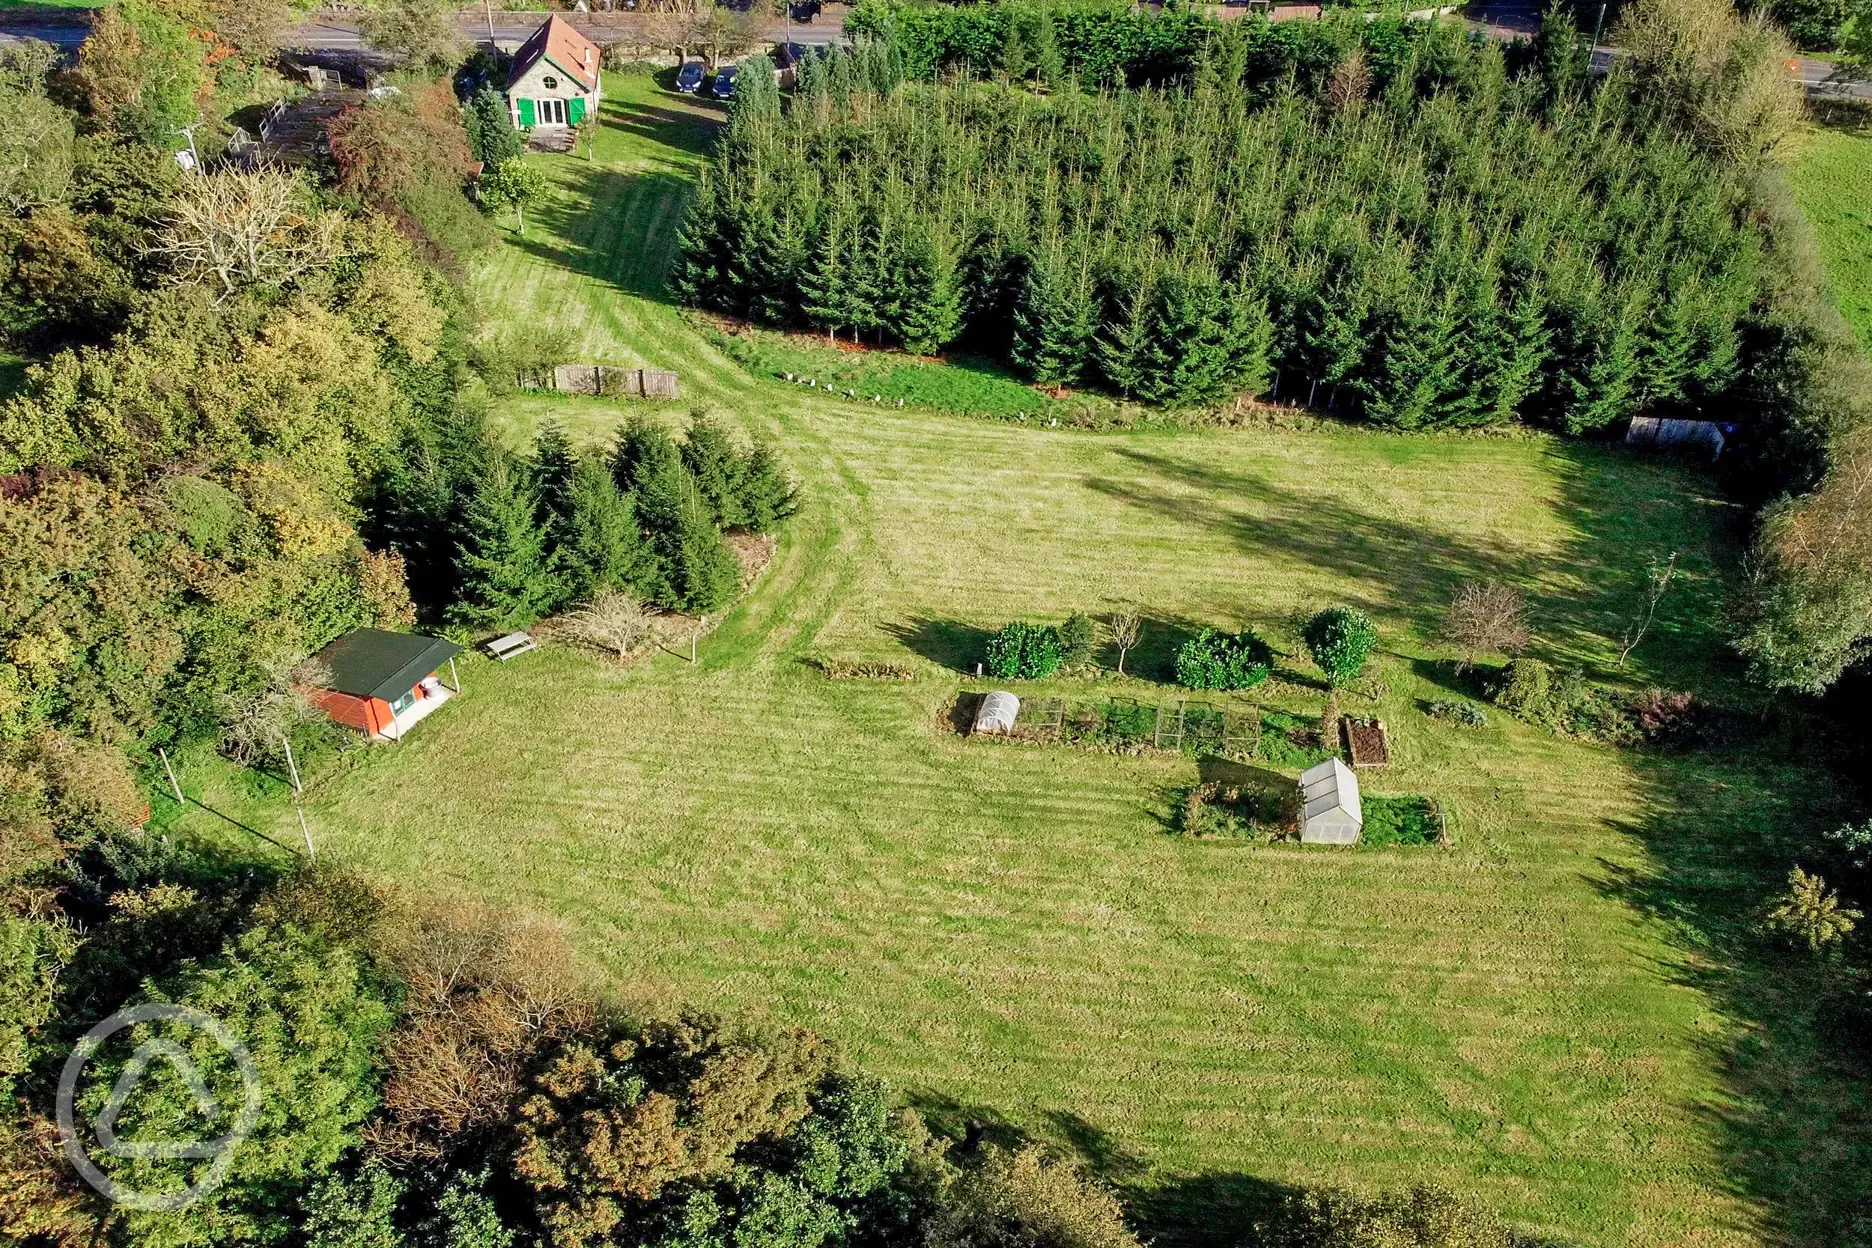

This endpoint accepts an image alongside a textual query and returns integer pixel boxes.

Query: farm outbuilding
[504,15,602,130]
[973,691,1020,735]
[1298,757,1363,845]
[303,628,463,741]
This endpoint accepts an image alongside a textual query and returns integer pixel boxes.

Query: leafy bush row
[1488,658,1714,747]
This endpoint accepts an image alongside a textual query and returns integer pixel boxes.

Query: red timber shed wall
[306,687,394,736]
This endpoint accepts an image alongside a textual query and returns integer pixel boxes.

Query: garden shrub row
[1487,658,1716,747]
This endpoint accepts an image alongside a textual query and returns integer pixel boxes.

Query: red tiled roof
[505,14,600,93]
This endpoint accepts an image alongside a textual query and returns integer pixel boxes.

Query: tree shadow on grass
[510,166,698,307]
[1083,442,1746,692]
[1594,745,1872,1245]
[885,618,996,673]
[1114,614,1207,684]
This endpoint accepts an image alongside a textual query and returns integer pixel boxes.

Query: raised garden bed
[1343,716,1390,768]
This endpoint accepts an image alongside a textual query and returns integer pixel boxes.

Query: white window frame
[536,97,567,125]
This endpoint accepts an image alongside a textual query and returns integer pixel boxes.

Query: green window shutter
[517,97,535,127]
[568,95,586,125]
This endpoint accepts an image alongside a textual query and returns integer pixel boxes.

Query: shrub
[983,622,1064,680]
[1174,628,1273,690]
[1302,607,1377,686]
[1359,795,1442,847]
[1424,699,1488,729]
[1061,612,1096,666]
[1488,657,1553,719]
[1628,688,1699,744]
[926,1144,1141,1248]
[1763,866,1862,954]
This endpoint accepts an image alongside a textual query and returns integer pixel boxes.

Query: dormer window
[543,74,559,89]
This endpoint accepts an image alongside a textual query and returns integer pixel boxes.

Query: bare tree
[1617,550,1678,668]
[151,169,342,299]
[219,655,333,769]
[1441,581,1530,673]
[1109,607,1142,675]
[567,588,656,660]
[1324,46,1369,115]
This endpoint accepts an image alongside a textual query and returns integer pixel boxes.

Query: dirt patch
[726,530,776,582]
[1344,717,1390,768]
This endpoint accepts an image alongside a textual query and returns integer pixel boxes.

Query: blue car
[711,65,739,100]
[675,60,705,93]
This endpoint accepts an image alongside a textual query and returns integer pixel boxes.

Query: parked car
[711,64,740,100]
[675,60,705,93]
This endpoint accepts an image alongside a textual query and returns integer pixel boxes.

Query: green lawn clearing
[172,77,1872,1248]
[1792,124,1872,351]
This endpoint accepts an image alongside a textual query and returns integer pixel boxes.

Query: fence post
[157,746,184,805]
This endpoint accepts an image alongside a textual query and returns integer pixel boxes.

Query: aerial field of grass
[172,77,1872,1247]
[1792,123,1872,351]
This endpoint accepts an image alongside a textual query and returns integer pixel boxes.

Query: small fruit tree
[1174,629,1272,690]
[1303,607,1378,686]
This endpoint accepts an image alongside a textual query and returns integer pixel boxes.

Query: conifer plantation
[675,31,1764,429]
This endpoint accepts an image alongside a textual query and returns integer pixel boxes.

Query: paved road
[4,3,1865,96]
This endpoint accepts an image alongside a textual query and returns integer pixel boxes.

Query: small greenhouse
[973,692,1020,735]
[1298,757,1363,845]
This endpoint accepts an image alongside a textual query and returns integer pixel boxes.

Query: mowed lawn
[180,78,1866,1247]
[1792,123,1872,351]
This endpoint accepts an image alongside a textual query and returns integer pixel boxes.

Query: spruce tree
[531,421,579,527]
[611,416,682,493]
[671,486,743,615]
[1033,9,1065,88]
[739,444,798,532]
[893,225,964,355]
[1138,269,1232,406]
[999,7,1033,83]
[1013,245,1098,386]
[558,456,661,604]
[1564,285,1647,434]
[465,86,524,168]
[801,193,857,342]
[451,450,556,630]
[681,414,750,527]
[1096,266,1157,398]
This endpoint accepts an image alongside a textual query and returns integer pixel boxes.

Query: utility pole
[1589,2,1607,67]
[486,0,497,44]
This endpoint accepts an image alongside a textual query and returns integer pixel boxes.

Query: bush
[983,622,1065,680]
[1302,607,1377,686]
[1061,612,1096,666]
[1488,657,1553,720]
[1424,699,1488,729]
[1359,795,1442,847]
[926,1144,1141,1248]
[1628,688,1700,745]
[1174,628,1272,690]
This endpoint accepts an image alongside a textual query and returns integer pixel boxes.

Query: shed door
[568,95,586,125]
[516,96,535,126]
